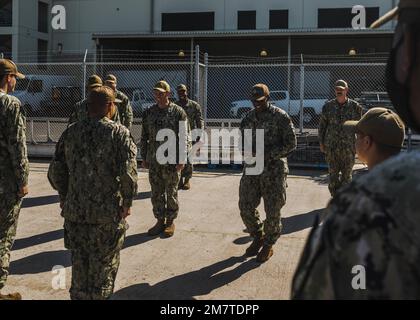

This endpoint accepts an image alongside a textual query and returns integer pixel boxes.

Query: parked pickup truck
[230,90,327,125]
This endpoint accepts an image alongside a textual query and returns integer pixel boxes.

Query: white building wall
[52,0,151,52]
[4,0,395,58]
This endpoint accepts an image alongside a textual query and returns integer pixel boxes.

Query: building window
[318,7,380,28]
[38,1,49,33]
[269,10,288,29]
[161,12,214,31]
[38,39,48,63]
[238,11,256,30]
[0,35,12,58]
[0,0,13,27]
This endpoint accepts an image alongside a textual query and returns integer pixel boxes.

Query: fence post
[46,119,53,143]
[29,119,37,144]
[407,128,412,152]
[82,49,88,100]
[203,52,209,126]
[287,36,291,114]
[194,45,200,102]
[299,54,305,134]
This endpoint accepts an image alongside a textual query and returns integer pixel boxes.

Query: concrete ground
[3,161,342,300]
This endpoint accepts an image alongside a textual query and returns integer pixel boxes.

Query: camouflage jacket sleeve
[48,130,69,202]
[270,113,297,159]
[193,101,204,143]
[4,98,29,190]
[178,108,190,164]
[117,91,133,130]
[291,219,335,300]
[194,101,204,130]
[68,102,79,126]
[292,174,418,299]
[239,117,248,155]
[116,128,138,208]
[139,109,149,161]
[355,101,363,119]
[318,103,328,145]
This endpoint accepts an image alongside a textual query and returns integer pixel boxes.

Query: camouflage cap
[251,83,270,101]
[0,59,25,79]
[177,84,188,91]
[89,86,122,105]
[88,74,103,89]
[344,107,405,148]
[335,80,348,90]
[105,74,117,85]
[154,80,171,93]
[370,0,420,28]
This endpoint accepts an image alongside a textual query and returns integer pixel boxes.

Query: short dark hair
[374,141,402,157]
[357,131,402,157]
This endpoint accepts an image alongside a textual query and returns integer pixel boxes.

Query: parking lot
[2,161,334,300]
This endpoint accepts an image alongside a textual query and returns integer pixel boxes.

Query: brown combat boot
[183,179,191,190]
[163,219,175,238]
[245,232,264,256]
[147,218,166,236]
[256,245,273,263]
[178,178,184,190]
[0,292,22,300]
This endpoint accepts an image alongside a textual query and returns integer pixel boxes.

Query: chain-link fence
[206,56,388,131]
[17,49,204,145]
[13,49,415,162]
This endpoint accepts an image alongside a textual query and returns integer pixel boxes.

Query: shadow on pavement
[12,228,156,252]
[13,229,64,251]
[233,208,323,245]
[112,255,260,300]
[10,250,71,275]
[22,195,60,208]
[233,236,253,245]
[123,232,157,249]
[134,191,152,200]
[282,209,323,235]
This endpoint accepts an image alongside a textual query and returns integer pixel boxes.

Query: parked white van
[12,75,77,116]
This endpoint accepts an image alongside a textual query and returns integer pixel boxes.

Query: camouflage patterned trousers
[149,164,181,220]
[181,163,193,181]
[325,148,355,197]
[64,219,127,300]
[0,194,22,290]
[238,165,287,246]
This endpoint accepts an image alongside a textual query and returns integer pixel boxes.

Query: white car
[230,90,327,125]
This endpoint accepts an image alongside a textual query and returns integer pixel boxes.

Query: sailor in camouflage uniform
[176,84,204,190]
[48,86,138,300]
[292,0,420,299]
[0,59,29,300]
[104,74,133,130]
[318,80,363,197]
[239,84,296,263]
[140,81,189,238]
[68,75,120,125]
